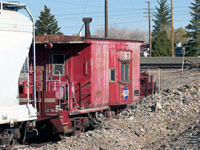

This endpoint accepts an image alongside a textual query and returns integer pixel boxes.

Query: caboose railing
[46,70,61,91]
[20,67,92,113]
[24,4,37,111]
[70,81,91,110]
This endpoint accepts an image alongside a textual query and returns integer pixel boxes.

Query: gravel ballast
[17,69,200,150]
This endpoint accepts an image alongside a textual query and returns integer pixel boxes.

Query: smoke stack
[82,18,92,38]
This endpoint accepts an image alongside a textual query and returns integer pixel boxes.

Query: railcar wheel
[55,133,65,141]
[9,133,15,146]
[0,129,17,149]
[72,117,89,135]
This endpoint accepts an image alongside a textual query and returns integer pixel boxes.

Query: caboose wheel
[74,119,85,135]
[72,117,89,135]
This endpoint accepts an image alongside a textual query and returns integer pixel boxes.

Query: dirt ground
[145,68,200,89]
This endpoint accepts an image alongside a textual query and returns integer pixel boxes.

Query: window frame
[120,62,130,83]
[109,68,116,83]
[52,54,65,76]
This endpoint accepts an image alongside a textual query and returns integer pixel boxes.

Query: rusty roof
[83,37,145,43]
[36,35,84,44]
[35,34,145,44]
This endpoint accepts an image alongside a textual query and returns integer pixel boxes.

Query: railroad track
[140,57,200,69]
[161,120,200,149]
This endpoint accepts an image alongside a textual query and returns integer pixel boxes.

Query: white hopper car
[0,1,37,146]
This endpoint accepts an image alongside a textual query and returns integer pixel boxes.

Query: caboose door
[46,53,70,108]
[50,53,71,100]
[109,49,132,106]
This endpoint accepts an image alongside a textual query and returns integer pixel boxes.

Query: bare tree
[175,27,188,45]
[94,25,148,43]
[129,29,149,43]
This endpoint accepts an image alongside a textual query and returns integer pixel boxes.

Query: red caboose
[19,27,144,136]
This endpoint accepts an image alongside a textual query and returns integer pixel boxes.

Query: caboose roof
[36,35,84,44]
[36,35,144,44]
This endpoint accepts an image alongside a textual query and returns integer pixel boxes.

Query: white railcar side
[0,1,37,146]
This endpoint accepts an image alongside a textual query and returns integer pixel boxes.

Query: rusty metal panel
[71,46,91,109]
[109,48,133,106]
[34,38,144,116]
[127,43,141,101]
[84,39,143,104]
[90,40,110,107]
[109,49,119,105]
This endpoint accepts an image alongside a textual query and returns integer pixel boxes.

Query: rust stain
[96,91,101,97]
[36,35,83,44]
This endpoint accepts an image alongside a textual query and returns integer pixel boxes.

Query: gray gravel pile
[165,119,200,149]
[20,80,200,150]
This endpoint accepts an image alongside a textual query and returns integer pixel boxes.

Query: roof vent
[82,18,92,38]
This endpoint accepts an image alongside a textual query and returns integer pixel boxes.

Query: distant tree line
[95,25,149,43]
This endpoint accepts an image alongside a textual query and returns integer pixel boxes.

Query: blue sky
[15,0,193,35]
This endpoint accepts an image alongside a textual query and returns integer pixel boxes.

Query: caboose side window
[52,54,65,76]
[121,63,129,82]
[110,68,116,82]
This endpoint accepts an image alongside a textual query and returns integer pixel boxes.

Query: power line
[33,11,189,21]
[54,0,151,10]
[33,8,147,18]
[55,12,144,21]
[61,20,146,29]
[74,0,89,34]
[54,0,102,8]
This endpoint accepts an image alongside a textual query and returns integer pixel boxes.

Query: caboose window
[121,63,129,82]
[52,54,65,76]
[110,68,116,82]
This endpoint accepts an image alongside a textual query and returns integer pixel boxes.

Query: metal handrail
[24,5,37,112]
[45,69,61,91]
[0,2,2,14]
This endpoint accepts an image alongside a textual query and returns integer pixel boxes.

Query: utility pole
[148,0,152,57]
[144,0,152,56]
[105,0,108,38]
[171,0,175,57]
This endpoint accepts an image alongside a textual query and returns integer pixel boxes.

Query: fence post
[158,68,161,93]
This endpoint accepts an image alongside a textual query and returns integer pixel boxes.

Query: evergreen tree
[35,5,62,36]
[152,0,171,56]
[152,0,171,36]
[185,0,200,56]
[152,30,171,56]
